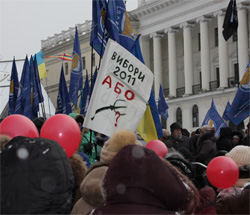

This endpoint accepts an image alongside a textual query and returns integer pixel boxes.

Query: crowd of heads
[0,114,249,214]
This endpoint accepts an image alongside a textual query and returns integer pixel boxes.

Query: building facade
[41,0,250,133]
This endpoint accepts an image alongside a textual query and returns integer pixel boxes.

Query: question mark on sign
[115,111,121,127]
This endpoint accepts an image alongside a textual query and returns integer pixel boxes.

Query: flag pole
[45,77,52,117]
[90,44,98,160]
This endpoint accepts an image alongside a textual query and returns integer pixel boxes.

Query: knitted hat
[100,130,141,162]
[227,145,250,167]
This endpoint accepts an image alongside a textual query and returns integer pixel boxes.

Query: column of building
[237,3,249,79]
[214,10,229,89]
[140,36,151,69]
[181,22,194,95]
[164,28,178,97]
[197,16,211,91]
[150,33,163,100]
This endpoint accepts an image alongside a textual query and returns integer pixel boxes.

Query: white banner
[83,39,153,137]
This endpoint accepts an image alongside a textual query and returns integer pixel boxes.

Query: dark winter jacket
[1,136,74,214]
[216,127,234,152]
[90,145,199,215]
[169,135,192,152]
[216,186,250,214]
[194,131,217,165]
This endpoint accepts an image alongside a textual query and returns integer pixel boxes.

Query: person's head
[170,122,182,139]
[100,130,141,163]
[1,136,74,214]
[199,125,215,136]
[227,145,250,187]
[232,135,240,145]
[32,117,45,134]
[75,114,84,128]
[0,135,11,150]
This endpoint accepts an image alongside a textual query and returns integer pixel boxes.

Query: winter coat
[90,145,199,215]
[216,127,234,152]
[169,135,192,152]
[189,134,200,155]
[216,186,250,214]
[195,186,217,214]
[1,136,74,214]
[71,161,109,215]
[69,153,88,207]
[195,131,217,165]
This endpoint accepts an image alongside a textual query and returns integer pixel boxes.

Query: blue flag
[90,0,108,57]
[33,55,44,103]
[222,101,231,121]
[80,71,90,116]
[106,0,135,52]
[228,60,250,125]
[29,56,39,119]
[56,65,72,114]
[91,67,98,96]
[131,35,163,139]
[18,56,32,119]
[8,58,20,115]
[202,99,227,136]
[158,85,169,120]
[69,26,83,104]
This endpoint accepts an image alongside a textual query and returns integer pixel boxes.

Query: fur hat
[227,145,250,167]
[170,122,181,132]
[199,125,214,134]
[100,130,141,162]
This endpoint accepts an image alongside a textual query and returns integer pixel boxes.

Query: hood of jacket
[103,145,196,212]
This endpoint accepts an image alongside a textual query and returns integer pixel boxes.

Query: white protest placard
[83,39,153,137]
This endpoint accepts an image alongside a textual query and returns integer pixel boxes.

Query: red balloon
[0,114,39,138]
[207,156,239,189]
[40,114,80,158]
[146,140,168,158]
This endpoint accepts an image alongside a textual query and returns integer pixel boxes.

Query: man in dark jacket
[216,127,234,152]
[1,136,74,214]
[169,122,193,152]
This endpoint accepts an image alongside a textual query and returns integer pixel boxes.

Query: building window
[65,63,68,75]
[82,56,86,70]
[92,53,95,67]
[192,105,199,127]
[198,33,201,51]
[233,32,238,42]
[176,107,182,127]
[234,63,239,84]
[215,28,218,47]
[216,67,220,88]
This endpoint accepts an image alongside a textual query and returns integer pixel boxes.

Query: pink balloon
[0,114,39,138]
[40,114,81,158]
[146,140,168,158]
[207,156,239,189]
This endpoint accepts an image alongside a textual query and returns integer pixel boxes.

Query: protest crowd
[1,0,250,214]
[0,113,249,215]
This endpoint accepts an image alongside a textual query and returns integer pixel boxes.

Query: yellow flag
[137,105,158,143]
[38,63,47,79]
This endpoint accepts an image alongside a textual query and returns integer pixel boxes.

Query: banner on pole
[83,39,153,137]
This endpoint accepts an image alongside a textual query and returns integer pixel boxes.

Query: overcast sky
[0,0,138,61]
